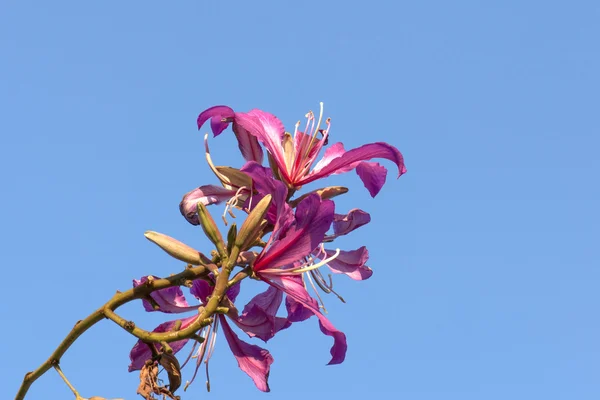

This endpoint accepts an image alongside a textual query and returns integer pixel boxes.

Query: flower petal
[302,142,406,194]
[233,122,264,163]
[285,294,317,322]
[221,316,274,392]
[190,279,213,304]
[197,105,235,136]
[317,246,373,280]
[326,208,371,240]
[355,161,388,197]
[232,286,291,341]
[262,274,347,365]
[128,315,197,372]
[226,280,242,303]
[133,276,198,314]
[179,185,237,225]
[235,110,288,180]
[253,194,334,271]
[241,161,290,227]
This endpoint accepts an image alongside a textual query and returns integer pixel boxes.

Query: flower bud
[144,231,202,265]
[235,194,272,250]
[226,223,238,255]
[197,203,226,253]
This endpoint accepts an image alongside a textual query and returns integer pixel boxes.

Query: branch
[15,264,211,400]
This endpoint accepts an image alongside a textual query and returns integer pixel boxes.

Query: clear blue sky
[2,1,599,399]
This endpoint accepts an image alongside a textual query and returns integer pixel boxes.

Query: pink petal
[302,142,406,195]
[263,274,347,365]
[233,121,264,163]
[320,246,373,280]
[128,315,197,372]
[221,316,274,392]
[240,161,290,227]
[355,161,388,197]
[253,194,334,271]
[190,278,240,304]
[235,110,289,181]
[133,276,199,314]
[179,185,237,225]
[286,294,317,322]
[190,279,213,303]
[233,286,290,341]
[326,208,371,240]
[312,142,347,173]
[197,105,235,136]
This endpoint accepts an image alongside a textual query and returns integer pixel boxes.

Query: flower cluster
[128,103,406,393]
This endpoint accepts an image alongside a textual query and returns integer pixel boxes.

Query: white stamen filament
[260,248,340,275]
[222,185,249,225]
[305,271,328,313]
[313,102,324,139]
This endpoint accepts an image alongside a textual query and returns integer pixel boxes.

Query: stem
[54,364,84,400]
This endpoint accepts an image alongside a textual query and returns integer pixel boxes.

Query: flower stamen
[222,186,249,225]
[260,249,340,275]
[305,271,328,313]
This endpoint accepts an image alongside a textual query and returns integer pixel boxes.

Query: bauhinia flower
[197,103,407,197]
[248,193,348,365]
[128,276,290,392]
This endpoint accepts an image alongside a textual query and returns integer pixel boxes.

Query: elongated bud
[144,231,203,265]
[197,203,226,253]
[235,194,272,250]
[290,186,349,207]
[226,223,238,255]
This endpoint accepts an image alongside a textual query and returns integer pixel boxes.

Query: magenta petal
[326,208,371,240]
[241,161,290,227]
[254,194,334,271]
[312,142,347,172]
[322,246,373,280]
[220,316,274,392]
[190,279,213,304]
[244,285,283,316]
[302,142,406,189]
[128,315,197,372]
[235,110,288,179]
[197,105,235,136]
[286,295,316,322]
[264,274,347,365]
[234,286,290,341]
[179,185,237,225]
[226,280,241,302]
[234,304,291,342]
[233,122,264,163]
[133,276,198,314]
[356,161,388,197]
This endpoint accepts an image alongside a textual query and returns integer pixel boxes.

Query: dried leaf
[137,361,159,400]
[159,353,182,393]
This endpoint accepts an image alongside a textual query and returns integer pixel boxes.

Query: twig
[54,364,84,400]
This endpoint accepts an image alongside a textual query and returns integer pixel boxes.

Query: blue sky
[2,1,599,399]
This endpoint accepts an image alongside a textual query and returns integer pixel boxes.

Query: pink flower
[197,103,406,197]
[249,194,348,365]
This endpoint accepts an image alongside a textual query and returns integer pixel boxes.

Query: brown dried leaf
[159,353,182,393]
[137,361,159,400]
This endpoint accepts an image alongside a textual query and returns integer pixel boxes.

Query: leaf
[159,353,182,393]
